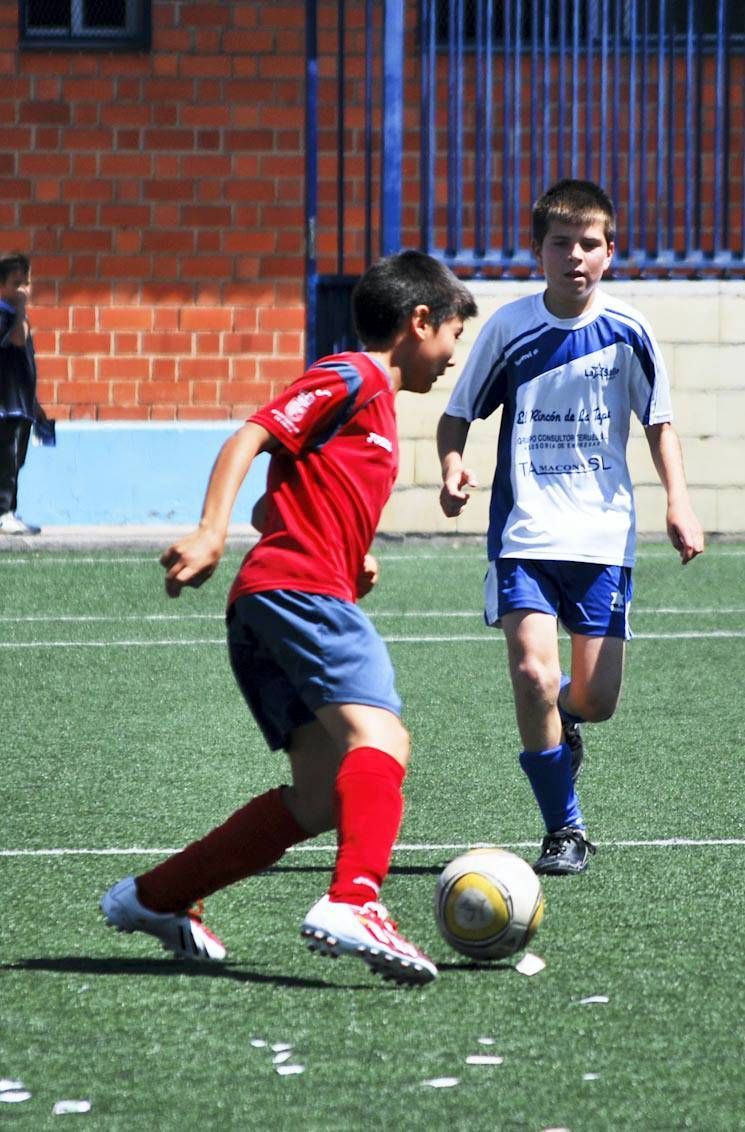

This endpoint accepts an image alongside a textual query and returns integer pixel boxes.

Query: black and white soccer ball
[434,848,545,960]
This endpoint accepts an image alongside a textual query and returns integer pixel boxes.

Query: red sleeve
[249,362,360,455]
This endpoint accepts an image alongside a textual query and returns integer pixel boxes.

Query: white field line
[2,548,745,567]
[3,629,745,649]
[1,838,744,859]
[0,556,161,565]
[2,605,745,624]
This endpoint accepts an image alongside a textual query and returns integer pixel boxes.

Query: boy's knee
[514,658,561,706]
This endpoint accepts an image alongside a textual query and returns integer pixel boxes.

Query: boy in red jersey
[101,251,476,985]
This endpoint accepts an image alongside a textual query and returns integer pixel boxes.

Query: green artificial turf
[1,541,743,1130]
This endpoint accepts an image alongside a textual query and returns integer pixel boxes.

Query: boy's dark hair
[0,253,31,283]
[532,180,615,246]
[352,249,477,346]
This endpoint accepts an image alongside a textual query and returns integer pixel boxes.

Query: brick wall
[2,0,743,436]
[0,1,309,421]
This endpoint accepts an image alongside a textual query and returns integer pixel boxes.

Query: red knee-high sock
[328,746,405,906]
[136,787,310,912]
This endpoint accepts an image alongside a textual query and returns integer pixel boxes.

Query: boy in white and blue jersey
[438,180,704,875]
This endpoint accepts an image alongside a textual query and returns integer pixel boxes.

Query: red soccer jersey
[228,352,399,606]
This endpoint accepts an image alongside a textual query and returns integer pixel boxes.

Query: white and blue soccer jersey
[446,290,673,567]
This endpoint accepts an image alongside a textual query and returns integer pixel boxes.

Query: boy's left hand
[160,528,224,596]
[356,553,380,598]
[667,503,705,564]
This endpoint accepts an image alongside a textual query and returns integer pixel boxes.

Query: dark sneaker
[562,719,585,782]
[533,827,596,876]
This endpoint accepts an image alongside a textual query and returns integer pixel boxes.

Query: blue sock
[559,673,585,725]
[519,743,585,832]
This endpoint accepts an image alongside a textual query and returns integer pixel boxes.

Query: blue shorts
[484,559,633,639]
[227,590,402,751]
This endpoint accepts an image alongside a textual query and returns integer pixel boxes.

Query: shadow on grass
[436,958,516,974]
[265,863,444,877]
[0,954,513,986]
[0,956,373,991]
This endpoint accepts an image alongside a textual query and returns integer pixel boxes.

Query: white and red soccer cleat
[301,894,437,985]
[100,875,226,961]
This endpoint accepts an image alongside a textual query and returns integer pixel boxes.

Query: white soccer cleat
[0,511,40,535]
[301,894,437,985]
[100,875,226,961]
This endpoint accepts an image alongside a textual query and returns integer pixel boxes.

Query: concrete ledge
[20,421,268,526]
[0,523,260,552]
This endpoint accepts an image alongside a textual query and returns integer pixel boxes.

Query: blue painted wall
[20,422,269,526]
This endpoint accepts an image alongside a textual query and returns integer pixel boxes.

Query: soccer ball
[434,848,544,960]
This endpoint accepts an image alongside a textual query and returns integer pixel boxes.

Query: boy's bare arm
[644,422,704,564]
[161,421,276,596]
[437,413,477,517]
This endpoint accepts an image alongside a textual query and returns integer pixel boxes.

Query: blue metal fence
[306,0,745,358]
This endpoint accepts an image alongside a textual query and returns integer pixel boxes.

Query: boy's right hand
[160,528,224,597]
[439,467,478,517]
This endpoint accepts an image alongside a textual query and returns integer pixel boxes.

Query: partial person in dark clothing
[0,252,52,536]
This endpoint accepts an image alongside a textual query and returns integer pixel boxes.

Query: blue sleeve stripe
[473,321,549,418]
[602,309,658,387]
[488,320,550,377]
[313,357,364,395]
[308,357,366,448]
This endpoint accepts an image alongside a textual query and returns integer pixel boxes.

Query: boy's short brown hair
[0,252,31,283]
[532,180,615,247]
[352,249,477,348]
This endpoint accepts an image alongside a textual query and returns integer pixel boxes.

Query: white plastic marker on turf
[466,1055,504,1066]
[515,952,546,976]
[52,1100,91,1114]
[250,1038,304,1077]
[576,995,609,1004]
[422,1077,460,1088]
[0,1078,31,1103]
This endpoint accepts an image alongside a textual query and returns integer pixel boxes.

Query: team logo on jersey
[270,407,300,434]
[285,390,318,422]
[609,590,625,612]
[585,362,620,380]
[366,431,393,452]
[271,388,333,435]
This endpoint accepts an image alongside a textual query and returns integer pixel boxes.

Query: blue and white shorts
[484,558,633,639]
[227,590,402,751]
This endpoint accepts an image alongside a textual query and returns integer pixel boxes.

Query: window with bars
[432,0,745,48]
[19,0,151,49]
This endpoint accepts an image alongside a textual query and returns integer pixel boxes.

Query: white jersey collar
[538,289,605,330]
